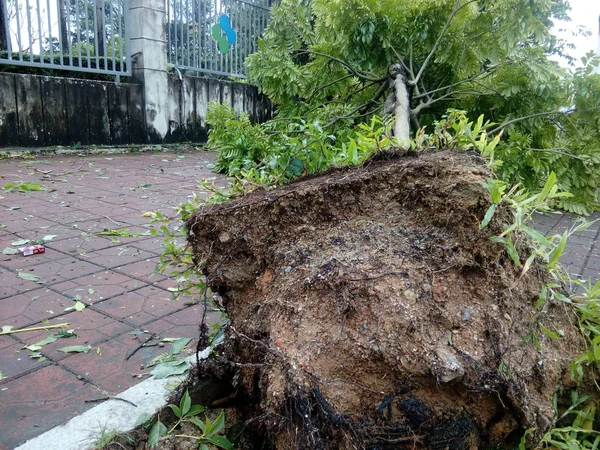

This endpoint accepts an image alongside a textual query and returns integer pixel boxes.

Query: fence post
[129,0,170,141]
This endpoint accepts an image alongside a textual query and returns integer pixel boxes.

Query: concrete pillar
[129,0,170,141]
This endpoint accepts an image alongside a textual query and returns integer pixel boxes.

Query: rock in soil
[186,150,584,449]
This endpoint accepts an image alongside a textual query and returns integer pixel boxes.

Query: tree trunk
[58,0,70,56]
[384,63,411,148]
[0,0,8,52]
[95,0,104,57]
[391,74,411,147]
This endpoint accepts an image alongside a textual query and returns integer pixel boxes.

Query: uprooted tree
[135,2,600,449]
[184,151,587,450]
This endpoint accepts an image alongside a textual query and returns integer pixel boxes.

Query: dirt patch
[185,150,584,449]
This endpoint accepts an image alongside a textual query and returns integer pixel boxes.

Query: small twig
[307,73,355,103]
[229,326,284,360]
[85,397,138,407]
[0,323,69,335]
[215,355,264,368]
[125,334,156,360]
[104,216,123,226]
[33,162,85,177]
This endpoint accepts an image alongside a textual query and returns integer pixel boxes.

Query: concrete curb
[0,144,184,159]
[15,350,208,450]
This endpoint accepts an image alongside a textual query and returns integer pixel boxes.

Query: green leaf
[480,204,496,229]
[150,360,190,379]
[501,238,521,265]
[1,325,13,333]
[520,225,550,248]
[187,404,206,416]
[24,344,43,351]
[133,412,153,427]
[180,390,192,416]
[146,353,176,367]
[538,172,557,203]
[188,416,207,432]
[547,231,568,268]
[11,239,30,246]
[535,286,547,309]
[64,301,86,312]
[2,247,19,255]
[171,337,191,355]
[148,420,167,447]
[205,410,225,436]
[57,345,92,353]
[168,404,182,418]
[204,435,234,450]
[17,272,42,282]
[41,235,57,242]
[539,324,560,340]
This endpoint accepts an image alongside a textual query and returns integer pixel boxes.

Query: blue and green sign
[212,14,237,54]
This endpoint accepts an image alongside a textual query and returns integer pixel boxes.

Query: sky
[552,0,600,66]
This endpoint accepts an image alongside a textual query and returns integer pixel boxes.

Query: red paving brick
[0,149,220,448]
[60,335,167,394]
[0,365,103,449]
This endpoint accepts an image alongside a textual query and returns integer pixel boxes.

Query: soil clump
[184,150,583,449]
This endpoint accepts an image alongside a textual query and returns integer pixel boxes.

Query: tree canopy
[205,0,600,213]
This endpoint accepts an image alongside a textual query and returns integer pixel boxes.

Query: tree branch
[345,80,379,102]
[413,0,479,86]
[487,109,574,135]
[293,50,387,83]
[325,101,383,128]
[414,63,506,99]
[529,148,586,161]
[412,88,489,115]
[360,79,389,115]
[307,73,355,103]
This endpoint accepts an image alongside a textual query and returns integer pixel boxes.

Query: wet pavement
[0,149,598,449]
[0,149,224,449]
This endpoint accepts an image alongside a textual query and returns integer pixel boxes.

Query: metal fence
[0,0,130,77]
[166,0,270,78]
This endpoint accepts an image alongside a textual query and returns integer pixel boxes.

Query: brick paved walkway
[0,149,598,449]
[0,149,224,449]
[533,211,600,285]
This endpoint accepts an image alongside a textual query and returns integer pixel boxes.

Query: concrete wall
[0,73,144,147]
[165,75,272,142]
[0,72,270,147]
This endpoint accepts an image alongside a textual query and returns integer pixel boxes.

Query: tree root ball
[186,150,584,449]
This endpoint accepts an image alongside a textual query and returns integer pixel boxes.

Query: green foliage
[149,193,209,301]
[146,390,233,449]
[3,182,46,193]
[570,279,600,383]
[206,102,388,187]
[207,102,272,176]
[534,392,600,449]
[242,0,600,213]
